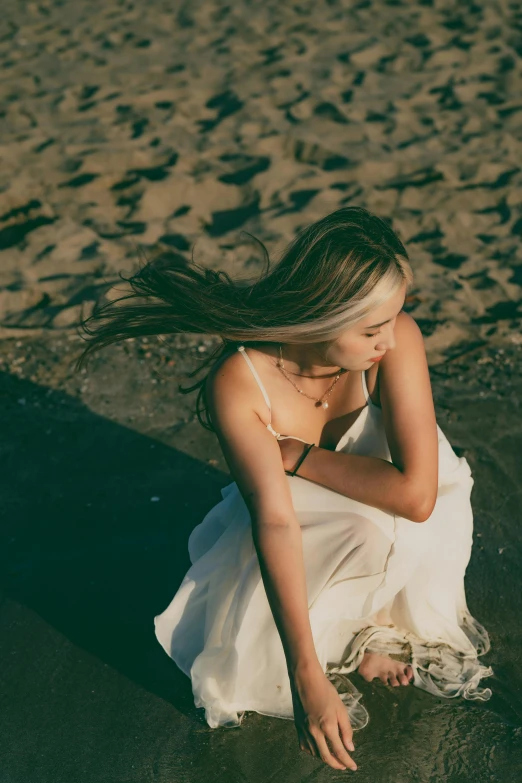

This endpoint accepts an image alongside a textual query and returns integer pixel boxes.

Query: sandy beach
[0,0,520,358]
[1,0,521,780]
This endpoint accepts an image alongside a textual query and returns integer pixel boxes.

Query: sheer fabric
[154,346,493,729]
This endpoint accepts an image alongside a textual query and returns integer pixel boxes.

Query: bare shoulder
[394,309,425,347]
[381,310,427,370]
[379,311,430,405]
[376,310,438,520]
[206,348,266,429]
[207,348,244,389]
[369,311,425,405]
[205,348,296,523]
[378,310,428,387]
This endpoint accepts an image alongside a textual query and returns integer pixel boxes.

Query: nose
[375,321,396,351]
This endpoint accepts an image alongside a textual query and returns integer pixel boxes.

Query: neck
[278,342,343,378]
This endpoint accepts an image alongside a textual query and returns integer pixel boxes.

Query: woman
[75,206,494,773]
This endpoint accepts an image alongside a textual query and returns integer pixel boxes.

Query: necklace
[276,344,343,409]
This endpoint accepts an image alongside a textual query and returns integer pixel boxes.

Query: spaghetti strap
[361,370,371,404]
[237,345,280,435]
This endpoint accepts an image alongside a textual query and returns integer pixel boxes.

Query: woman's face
[326,284,407,370]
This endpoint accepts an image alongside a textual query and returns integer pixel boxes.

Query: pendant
[322,401,329,409]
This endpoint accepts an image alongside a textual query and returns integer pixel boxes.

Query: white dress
[154,344,494,730]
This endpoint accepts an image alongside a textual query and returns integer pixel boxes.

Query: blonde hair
[75,206,414,431]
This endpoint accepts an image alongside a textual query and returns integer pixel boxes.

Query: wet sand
[1,0,522,780]
[1,334,522,782]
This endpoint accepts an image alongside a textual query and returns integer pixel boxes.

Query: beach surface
[0,0,520,359]
[2,333,522,782]
[1,0,521,780]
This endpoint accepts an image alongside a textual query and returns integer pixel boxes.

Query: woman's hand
[290,663,358,771]
[277,438,312,474]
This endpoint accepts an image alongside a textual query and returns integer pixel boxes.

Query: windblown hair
[75,206,414,432]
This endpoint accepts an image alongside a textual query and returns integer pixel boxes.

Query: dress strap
[237,345,279,434]
[361,369,370,403]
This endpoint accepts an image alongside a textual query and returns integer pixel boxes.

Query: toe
[398,671,410,686]
[389,673,400,687]
[357,664,371,682]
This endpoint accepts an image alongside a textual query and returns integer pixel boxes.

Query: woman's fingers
[337,708,356,752]
[328,729,358,772]
[311,725,357,771]
[299,739,313,757]
[293,672,358,771]
[311,730,347,770]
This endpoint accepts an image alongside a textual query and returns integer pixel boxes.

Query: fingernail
[348,741,355,751]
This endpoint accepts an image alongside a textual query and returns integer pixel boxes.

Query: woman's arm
[208,356,360,770]
[206,353,323,676]
[294,449,428,521]
[288,312,439,523]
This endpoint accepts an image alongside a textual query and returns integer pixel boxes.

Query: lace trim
[325,611,494,731]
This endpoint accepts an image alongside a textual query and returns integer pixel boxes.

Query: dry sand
[0,0,520,360]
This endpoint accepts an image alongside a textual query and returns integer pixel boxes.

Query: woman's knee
[352,516,391,561]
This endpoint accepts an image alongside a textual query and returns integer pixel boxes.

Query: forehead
[359,285,406,327]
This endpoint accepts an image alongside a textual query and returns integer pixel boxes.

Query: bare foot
[357,651,414,687]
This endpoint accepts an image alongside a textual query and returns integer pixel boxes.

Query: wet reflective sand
[1,335,521,782]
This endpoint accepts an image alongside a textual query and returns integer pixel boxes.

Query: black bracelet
[286,442,315,477]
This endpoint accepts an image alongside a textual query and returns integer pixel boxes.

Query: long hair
[74,206,414,432]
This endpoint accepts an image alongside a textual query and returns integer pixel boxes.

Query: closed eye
[365,315,399,338]
[363,312,401,338]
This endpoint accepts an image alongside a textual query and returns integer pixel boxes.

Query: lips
[369,355,385,361]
